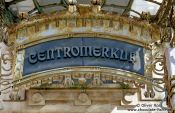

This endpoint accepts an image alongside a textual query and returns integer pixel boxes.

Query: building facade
[0,0,175,113]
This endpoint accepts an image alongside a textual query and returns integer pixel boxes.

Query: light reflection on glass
[130,0,161,17]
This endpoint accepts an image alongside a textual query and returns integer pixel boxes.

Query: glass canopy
[4,0,163,18]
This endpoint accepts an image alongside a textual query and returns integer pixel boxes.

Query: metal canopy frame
[3,0,162,17]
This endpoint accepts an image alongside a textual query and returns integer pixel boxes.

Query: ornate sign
[23,37,144,76]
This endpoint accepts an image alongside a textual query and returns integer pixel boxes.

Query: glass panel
[77,0,91,4]
[5,0,12,2]
[102,6,124,14]
[37,0,62,6]
[129,11,140,17]
[6,0,163,18]
[43,6,65,13]
[130,0,160,17]
[105,0,130,6]
[9,0,35,13]
[64,0,91,4]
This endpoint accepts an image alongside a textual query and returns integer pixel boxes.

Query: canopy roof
[5,0,162,17]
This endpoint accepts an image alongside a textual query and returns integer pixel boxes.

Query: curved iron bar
[5,0,25,7]
[144,0,162,5]
[130,9,142,16]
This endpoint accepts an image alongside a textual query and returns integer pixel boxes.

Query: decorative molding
[7,9,160,48]
[27,89,138,106]
[13,67,146,90]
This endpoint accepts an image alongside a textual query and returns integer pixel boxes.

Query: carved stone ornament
[68,0,77,5]
[63,74,74,87]
[68,0,77,14]
[75,93,91,105]
[91,0,101,5]
[9,91,21,101]
[121,90,137,105]
[32,93,44,103]
[28,93,45,105]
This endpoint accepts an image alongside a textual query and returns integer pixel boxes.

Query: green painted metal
[122,0,134,15]
[0,0,17,25]
[6,0,24,7]
[33,0,43,14]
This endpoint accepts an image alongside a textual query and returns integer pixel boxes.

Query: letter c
[28,53,37,64]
